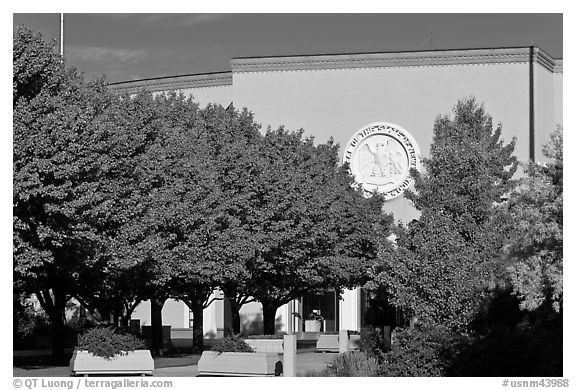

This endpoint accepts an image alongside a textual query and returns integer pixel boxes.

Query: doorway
[302,290,339,332]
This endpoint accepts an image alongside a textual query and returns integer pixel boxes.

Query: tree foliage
[243,128,389,333]
[370,98,518,330]
[187,104,263,335]
[503,128,563,312]
[13,27,119,362]
[14,27,394,348]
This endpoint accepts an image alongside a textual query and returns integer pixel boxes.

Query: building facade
[111,46,563,337]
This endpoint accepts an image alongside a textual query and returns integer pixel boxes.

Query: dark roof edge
[231,46,563,74]
[232,45,561,61]
[109,71,233,92]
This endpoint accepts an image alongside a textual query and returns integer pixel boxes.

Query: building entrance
[302,291,339,332]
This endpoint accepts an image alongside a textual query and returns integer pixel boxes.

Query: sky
[12,13,563,84]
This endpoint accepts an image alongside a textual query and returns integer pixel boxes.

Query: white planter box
[305,320,321,332]
[198,351,280,376]
[245,339,284,353]
[70,350,154,376]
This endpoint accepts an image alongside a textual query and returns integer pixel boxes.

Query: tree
[146,98,219,353]
[193,104,263,336]
[503,127,563,312]
[370,98,518,330]
[66,91,165,329]
[14,28,188,359]
[100,91,223,353]
[242,128,387,334]
[13,27,121,363]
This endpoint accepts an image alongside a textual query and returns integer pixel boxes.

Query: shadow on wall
[239,311,286,336]
[241,313,263,336]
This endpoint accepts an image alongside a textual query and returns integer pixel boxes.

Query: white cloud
[66,45,177,64]
[172,14,231,26]
[104,13,230,27]
[67,45,146,63]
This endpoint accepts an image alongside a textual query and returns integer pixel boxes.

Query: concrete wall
[131,298,188,328]
[534,63,561,161]
[131,297,293,337]
[553,72,563,132]
[130,296,220,338]
[172,85,232,108]
[232,62,530,222]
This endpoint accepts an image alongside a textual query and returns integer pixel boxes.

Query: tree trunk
[221,286,245,335]
[150,297,166,355]
[119,315,129,328]
[189,300,205,353]
[113,310,120,327]
[36,288,68,365]
[223,294,241,336]
[95,306,113,325]
[231,302,241,335]
[50,311,67,365]
[261,301,279,335]
[120,298,141,329]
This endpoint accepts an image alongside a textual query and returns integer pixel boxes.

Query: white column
[283,334,297,377]
[294,298,302,332]
[339,287,360,331]
[339,329,349,353]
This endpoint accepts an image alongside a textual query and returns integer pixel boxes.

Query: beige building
[111,46,563,337]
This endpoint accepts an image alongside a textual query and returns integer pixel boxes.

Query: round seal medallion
[343,122,421,200]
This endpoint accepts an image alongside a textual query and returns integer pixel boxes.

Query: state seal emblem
[343,122,421,200]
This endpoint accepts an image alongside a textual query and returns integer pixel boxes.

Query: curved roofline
[109,70,232,86]
[109,71,233,93]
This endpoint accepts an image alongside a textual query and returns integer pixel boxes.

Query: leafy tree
[193,104,263,336]
[370,98,518,331]
[101,91,221,353]
[13,28,183,359]
[13,27,119,363]
[13,26,65,104]
[503,128,563,312]
[243,128,388,334]
[102,95,258,352]
[67,92,161,328]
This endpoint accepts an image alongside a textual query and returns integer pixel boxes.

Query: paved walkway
[14,351,338,377]
[153,351,338,377]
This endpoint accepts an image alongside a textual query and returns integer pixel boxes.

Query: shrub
[359,328,390,358]
[13,296,51,341]
[378,326,465,377]
[76,327,147,360]
[307,352,380,376]
[210,334,254,353]
[448,323,562,376]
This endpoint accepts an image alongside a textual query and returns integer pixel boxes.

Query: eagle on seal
[360,140,403,181]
